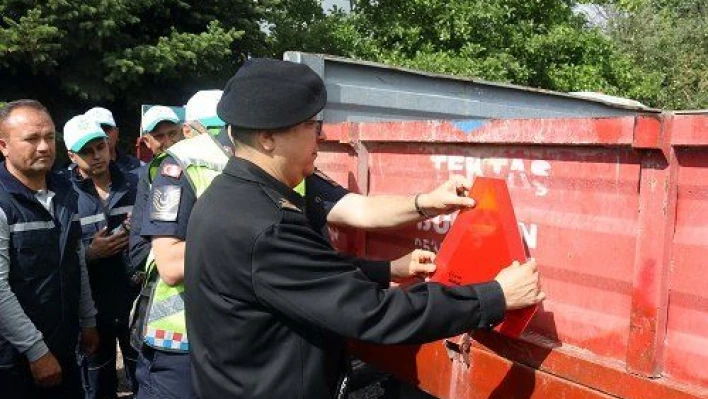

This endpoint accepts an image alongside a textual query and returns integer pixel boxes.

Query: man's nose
[37,138,51,152]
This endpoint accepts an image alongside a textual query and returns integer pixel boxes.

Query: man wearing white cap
[127,106,185,292]
[140,106,183,157]
[84,107,141,173]
[133,95,230,399]
[184,90,223,136]
[64,115,140,399]
[183,90,233,155]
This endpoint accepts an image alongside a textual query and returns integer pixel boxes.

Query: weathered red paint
[669,114,708,146]
[317,114,708,399]
[355,117,637,145]
[632,115,666,150]
[626,117,677,376]
[664,113,708,389]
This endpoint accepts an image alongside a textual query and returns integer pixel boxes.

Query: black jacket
[184,157,506,399]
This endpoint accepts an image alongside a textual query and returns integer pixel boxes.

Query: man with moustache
[0,100,99,398]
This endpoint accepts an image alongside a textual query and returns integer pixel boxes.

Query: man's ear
[0,137,8,157]
[257,131,275,152]
[67,151,78,164]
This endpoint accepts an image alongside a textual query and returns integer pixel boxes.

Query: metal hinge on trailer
[444,333,472,368]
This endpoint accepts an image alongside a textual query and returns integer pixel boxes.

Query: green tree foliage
[607,0,708,109]
[0,0,266,143]
[262,0,351,57]
[313,0,661,107]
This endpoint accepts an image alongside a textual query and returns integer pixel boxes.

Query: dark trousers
[0,355,82,399]
[80,318,138,399]
[135,346,197,399]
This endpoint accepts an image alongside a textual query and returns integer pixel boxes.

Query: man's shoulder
[197,175,287,225]
[116,151,142,171]
[48,169,79,199]
[151,157,190,188]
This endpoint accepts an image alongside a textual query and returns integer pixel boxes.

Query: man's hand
[29,352,62,388]
[86,227,128,261]
[417,175,476,217]
[494,259,546,310]
[80,327,100,355]
[391,249,437,283]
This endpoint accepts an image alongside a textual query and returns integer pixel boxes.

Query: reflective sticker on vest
[150,186,181,222]
[161,163,182,179]
[144,327,189,351]
[147,293,185,323]
[80,213,105,226]
[81,206,133,226]
[110,206,133,216]
[8,220,55,233]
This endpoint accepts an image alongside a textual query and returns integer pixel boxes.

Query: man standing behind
[128,106,184,287]
[64,115,140,398]
[84,107,141,173]
[0,100,99,398]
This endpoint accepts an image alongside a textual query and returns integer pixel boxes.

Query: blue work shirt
[140,157,197,241]
[304,170,350,240]
[128,164,151,275]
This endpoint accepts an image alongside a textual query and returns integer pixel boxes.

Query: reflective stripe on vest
[143,134,229,352]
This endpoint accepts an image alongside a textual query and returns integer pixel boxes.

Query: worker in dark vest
[64,114,140,398]
[0,100,99,399]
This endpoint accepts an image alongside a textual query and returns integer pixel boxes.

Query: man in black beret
[184,58,544,399]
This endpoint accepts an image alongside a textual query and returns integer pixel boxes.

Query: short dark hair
[0,100,51,137]
[228,125,261,148]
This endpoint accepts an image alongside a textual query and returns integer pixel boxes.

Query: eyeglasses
[307,120,323,137]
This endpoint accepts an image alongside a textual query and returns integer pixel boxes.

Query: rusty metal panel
[315,115,708,399]
[666,113,708,388]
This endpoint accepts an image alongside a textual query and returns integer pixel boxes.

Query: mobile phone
[110,221,129,236]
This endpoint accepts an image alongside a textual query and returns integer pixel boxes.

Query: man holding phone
[64,115,140,398]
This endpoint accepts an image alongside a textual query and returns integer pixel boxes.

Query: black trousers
[80,317,138,399]
[0,354,82,399]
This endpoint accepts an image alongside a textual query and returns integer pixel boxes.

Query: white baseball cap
[185,90,225,127]
[142,106,180,133]
[63,115,108,152]
[84,107,116,127]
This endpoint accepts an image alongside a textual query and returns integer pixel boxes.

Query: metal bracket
[444,333,472,368]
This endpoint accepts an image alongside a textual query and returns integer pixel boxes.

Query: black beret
[217,58,327,130]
